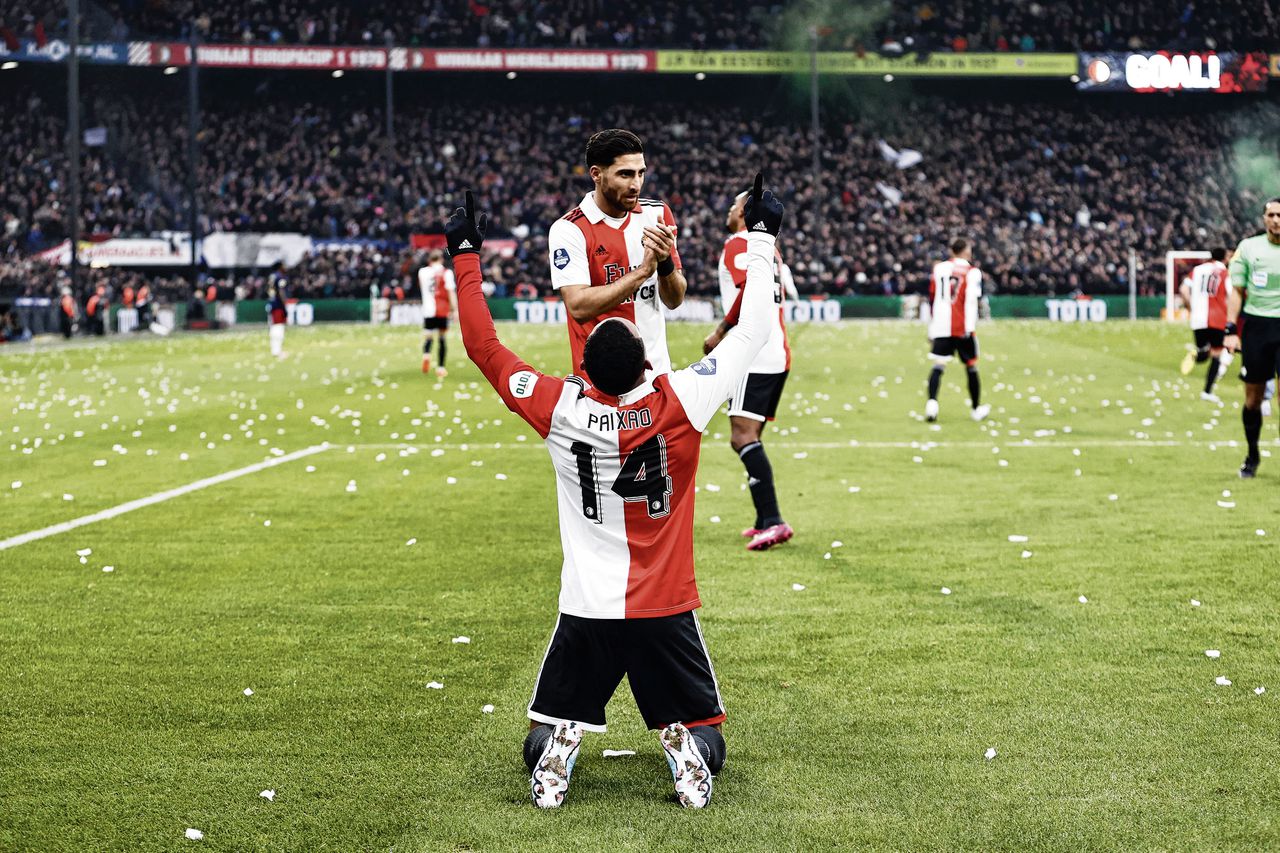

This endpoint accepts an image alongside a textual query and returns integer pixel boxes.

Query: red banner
[128,43,655,73]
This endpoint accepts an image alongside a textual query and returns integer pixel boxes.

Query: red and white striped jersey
[548,192,682,376]
[417,263,456,319]
[1185,260,1229,331]
[459,233,777,620]
[928,258,982,339]
[718,231,790,374]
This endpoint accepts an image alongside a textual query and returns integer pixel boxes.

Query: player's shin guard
[966,365,981,408]
[927,365,944,400]
[1203,358,1221,394]
[523,724,554,773]
[739,441,782,529]
[688,726,726,775]
[1244,406,1263,460]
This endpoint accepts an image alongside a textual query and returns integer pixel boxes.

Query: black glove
[742,172,784,238]
[445,190,488,257]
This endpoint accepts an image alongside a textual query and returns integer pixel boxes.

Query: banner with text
[657,50,1076,76]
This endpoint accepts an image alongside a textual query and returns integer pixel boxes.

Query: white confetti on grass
[1007,535,1028,543]
[451,636,471,644]
[709,516,721,523]
[1257,529,1267,537]
[482,704,495,714]
[446,477,457,485]
[77,548,92,556]
[10,481,20,489]
[703,483,721,492]
[185,828,204,841]
[1021,550,1033,559]
[426,681,444,689]
[1215,676,1232,687]
[243,688,254,697]
[1205,649,1221,659]
[1191,599,1201,607]
[1108,494,1118,502]
[940,587,952,595]
[102,565,114,573]
[831,540,843,548]
[495,473,508,481]
[346,480,358,493]
[602,749,636,758]
[1217,500,1236,509]
[1078,595,1089,604]
[984,747,997,760]
[791,583,806,592]
[259,789,276,801]
[1255,687,1266,695]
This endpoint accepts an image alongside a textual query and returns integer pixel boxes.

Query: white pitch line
[0,443,331,552]
[350,439,1250,452]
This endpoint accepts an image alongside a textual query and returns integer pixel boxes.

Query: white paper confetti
[848,486,860,493]
[446,477,457,485]
[1108,494,1118,501]
[495,473,508,480]
[704,483,721,492]
[260,789,276,801]
[1257,530,1266,537]
[102,566,114,573]
[9,481,20,489]
[1217,500,1236,509]
[1215,676,1232,687]
[1191,599,1201,607]
[941,587,952,595]
[1007,535,1028,543]
[1078,595,1089,604]
[791,583,806,591]
[452,636,470,644]
[263,520,271,527]
[63,493,74,501]
[709,516,721,523]
[1205,649,1221,659]
[77,548,92,557]
[831,540,843,548]
[984,747,997,760]
[602,749,636,758]
[823,552,831,560]
[305,465,316,473]
[426,681,444,689]
[1021,550,1033,559]
[1255,687,1266,695]
[912,456,923,463]
[184,828,204,841]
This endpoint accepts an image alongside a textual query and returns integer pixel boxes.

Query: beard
[604,185,639,212]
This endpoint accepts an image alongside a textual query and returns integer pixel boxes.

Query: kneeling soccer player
[450,175,785,808]
[924,238,989,423]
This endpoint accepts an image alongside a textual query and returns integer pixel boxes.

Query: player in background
[1178,247,1233,402]
[85,284,108,336]
[417,250,457,377]
[924,238,989,422]
[702,186,799,551]
[59,286,76,338]
[451,175,783,810]
[267,265,288,358]
[1223,197,1280,478]
[548,129,686,376]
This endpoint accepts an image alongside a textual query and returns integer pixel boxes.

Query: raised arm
[448,192,563,438]
[671,173,785,431]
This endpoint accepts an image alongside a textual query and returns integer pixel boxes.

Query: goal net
[1165,251,1211,322]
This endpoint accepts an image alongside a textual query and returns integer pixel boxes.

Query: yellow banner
[657,51,1076,77]
[1272,54,1280,76]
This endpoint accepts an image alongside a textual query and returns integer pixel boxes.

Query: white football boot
[660,723,713,809]
[531,721,582,809]
[971,403,991,422]
[924,399,939,422]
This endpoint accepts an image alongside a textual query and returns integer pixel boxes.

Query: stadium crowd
[2,81,1268,307]
[4,0,1276,52]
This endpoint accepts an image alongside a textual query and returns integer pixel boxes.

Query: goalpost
[1165,251,1211,322]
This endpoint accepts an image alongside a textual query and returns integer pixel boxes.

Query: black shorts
[728,371,788,422]
[931,335,979,364]
[528,611,725,732]
[423,316,449,331]
[1241,313,1280,384]
[1194,327,1225,351]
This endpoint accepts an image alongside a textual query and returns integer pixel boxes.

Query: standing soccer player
[266,266,288,358]
[451,176,783,810]
[1224,197,1280,478]
[417,250,457,377]
[547,129,686,376]
[924,238,989,422]
[702,187,797,551]
[1178,247,1233,402]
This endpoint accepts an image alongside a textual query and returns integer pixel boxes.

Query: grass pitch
[2,320,1278,852]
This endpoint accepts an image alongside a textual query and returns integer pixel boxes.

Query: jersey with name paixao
[417,263,456,319]
[548,192,681,376]
[719,231,790,374]
[1186,260,1229,330]
[457,234,777,619]
[928,258,982,339]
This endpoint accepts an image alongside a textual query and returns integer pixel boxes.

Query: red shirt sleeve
[723,278,746,327]
[663,202,682,271]
[723,235,748,288]
[454,254,563,438]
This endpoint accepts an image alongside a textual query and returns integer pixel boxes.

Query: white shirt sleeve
[444,269,456,292]
[548,219,590,291]
[966,267,982,334]
[669,233,777,432]
[780,262,798,301]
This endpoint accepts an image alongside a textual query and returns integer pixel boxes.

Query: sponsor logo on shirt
[1254,271,1269,288]
[691,358,718,376]
[553,248,571,270]
[509,370,538,398]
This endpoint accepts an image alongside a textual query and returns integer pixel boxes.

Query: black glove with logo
[445,190,489,257]
[742,172,784,238]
